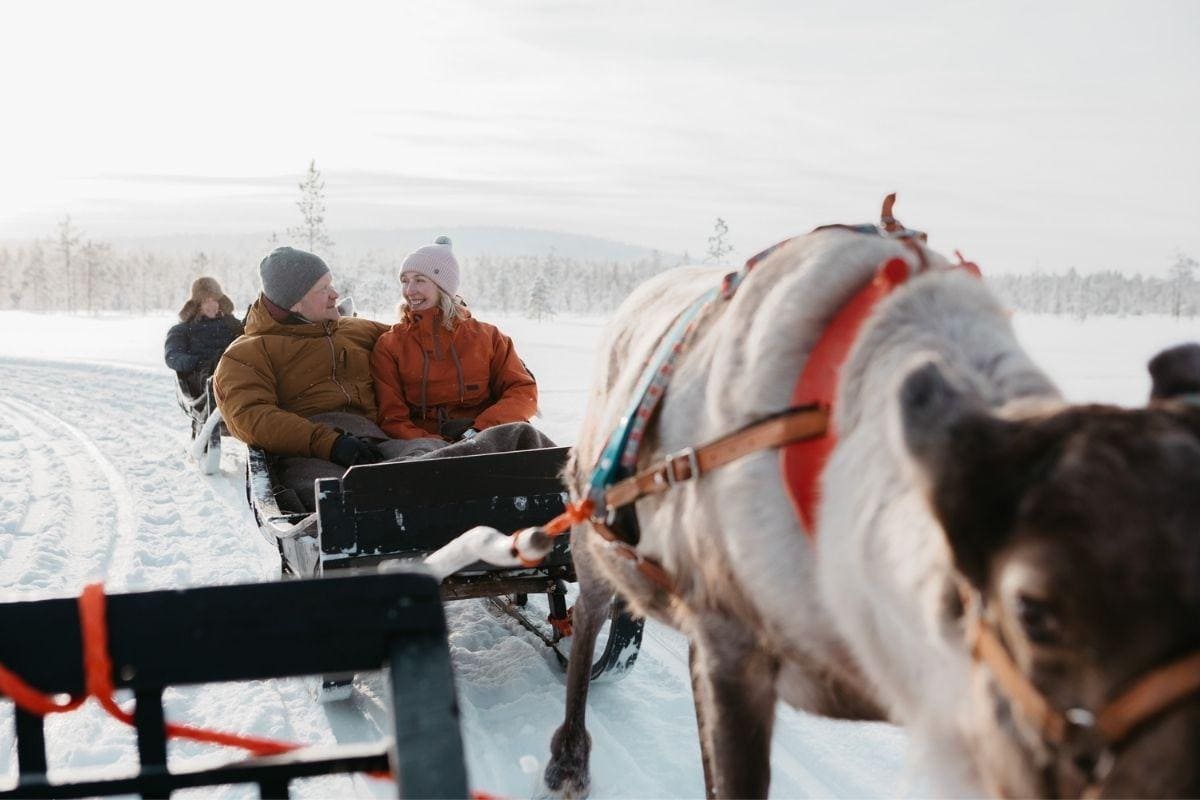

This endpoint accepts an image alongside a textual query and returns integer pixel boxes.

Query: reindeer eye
[1016,594,1061,645]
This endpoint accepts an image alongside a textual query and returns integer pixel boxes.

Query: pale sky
[2,0,1197,273]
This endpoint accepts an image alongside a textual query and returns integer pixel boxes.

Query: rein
[968,604,1200,789]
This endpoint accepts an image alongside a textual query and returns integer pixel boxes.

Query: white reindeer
[543,212,1200,798]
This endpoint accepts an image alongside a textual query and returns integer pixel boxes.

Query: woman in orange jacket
[370,236,541,442]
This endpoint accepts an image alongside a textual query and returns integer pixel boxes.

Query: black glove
[439,417,477,442]
[329,434,386,468]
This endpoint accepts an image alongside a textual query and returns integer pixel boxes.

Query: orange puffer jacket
[214,299,389,458]
[370,308,537,440]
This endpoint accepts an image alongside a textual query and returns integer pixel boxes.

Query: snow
[0,308,1195,797]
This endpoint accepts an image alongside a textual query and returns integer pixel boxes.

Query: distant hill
[106,226,675,263]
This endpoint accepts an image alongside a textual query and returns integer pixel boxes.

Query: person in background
[164,277,243,399]
[370,236,553,450]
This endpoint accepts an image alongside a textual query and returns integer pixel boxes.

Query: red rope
[0,663,85,716]
[79,584,301,755]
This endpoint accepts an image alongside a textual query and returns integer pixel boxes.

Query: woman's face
[401,272,440,312]
[200,297,220,318]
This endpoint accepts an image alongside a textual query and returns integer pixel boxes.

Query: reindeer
[542,211,1200,798]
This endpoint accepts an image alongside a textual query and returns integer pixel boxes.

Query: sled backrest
[317,446,572,563]
[0,571,465,799]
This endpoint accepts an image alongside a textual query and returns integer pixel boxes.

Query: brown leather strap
[1096,650,1200,742]
[971,617,1068,743]
[972,612,1200,749]
[604,405,829,510]
[592,520,677,595]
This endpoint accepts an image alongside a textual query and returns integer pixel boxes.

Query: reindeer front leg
[689,642,717,798]
[544,529,613,797]
[689,613,780,799]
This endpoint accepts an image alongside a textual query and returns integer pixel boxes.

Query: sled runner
[0,571,466,799]
[174,375,226,475]
[245,445,643,682]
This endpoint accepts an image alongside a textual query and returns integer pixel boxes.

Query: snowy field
[0,308,1195,798]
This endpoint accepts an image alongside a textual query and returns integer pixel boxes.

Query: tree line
[988,255,1198,319]
[0,228,686,318]
[0,234,1196,320]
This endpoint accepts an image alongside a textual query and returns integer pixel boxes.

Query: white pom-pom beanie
[399,235,459,297]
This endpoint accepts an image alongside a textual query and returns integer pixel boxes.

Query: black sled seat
[0,572,467,799]
[318,447,575,584]
[253,446,575,585]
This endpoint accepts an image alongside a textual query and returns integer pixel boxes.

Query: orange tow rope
[78,584,300,756]
[0,665,85,716]
[540,499,595,537]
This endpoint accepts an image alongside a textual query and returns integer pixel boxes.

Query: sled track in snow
[0,358,276,592]
[0,396,138,593]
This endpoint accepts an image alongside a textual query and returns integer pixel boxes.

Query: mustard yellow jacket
[214,299,389,458]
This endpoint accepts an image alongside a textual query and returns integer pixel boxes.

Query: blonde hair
[400,287,465,330]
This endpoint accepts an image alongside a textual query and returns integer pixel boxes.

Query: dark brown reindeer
[542,215,1200,798]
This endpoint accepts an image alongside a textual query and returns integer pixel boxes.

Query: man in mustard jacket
[215,246,554,509]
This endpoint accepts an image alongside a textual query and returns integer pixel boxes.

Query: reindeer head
[895,346,1200,798]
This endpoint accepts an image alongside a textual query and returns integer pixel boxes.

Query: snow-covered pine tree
[1169,252,1198,319]
[528,271,553,321]
[287,160,334,256]
[22,243,47,310]
[706,218,732,264]
[80,240,112,313]
[57,215,81,311]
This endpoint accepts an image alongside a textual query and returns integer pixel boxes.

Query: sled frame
[0,572,466,799]
[246,445,645,681]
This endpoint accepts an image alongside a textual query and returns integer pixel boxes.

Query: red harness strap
[782,257,912,533]
[783,249,982,535]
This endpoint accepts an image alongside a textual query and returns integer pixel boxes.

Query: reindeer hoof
[541,766,590,799]
[543,727,592,798]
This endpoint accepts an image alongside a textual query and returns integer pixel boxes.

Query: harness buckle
[665,447,699,486]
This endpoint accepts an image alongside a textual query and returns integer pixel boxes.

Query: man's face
[291,272,340,322]
[199,297,220,318]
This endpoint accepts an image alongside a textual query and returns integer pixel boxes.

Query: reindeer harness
[584,196,975,586]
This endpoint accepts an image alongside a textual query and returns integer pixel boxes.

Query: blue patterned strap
[587,285,720,509]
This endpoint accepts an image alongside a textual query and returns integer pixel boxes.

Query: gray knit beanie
[259,247,330,309]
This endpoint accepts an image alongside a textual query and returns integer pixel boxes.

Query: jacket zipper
[419,348,430,421]
[449,340,466,404]
[326,329,352,408]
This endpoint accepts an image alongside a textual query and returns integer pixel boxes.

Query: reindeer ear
[894,356,975,466]
[1148,343,1200,401]
[894,357,1035,589]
